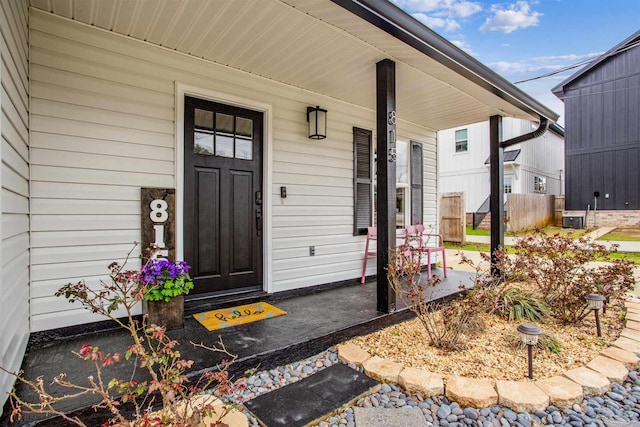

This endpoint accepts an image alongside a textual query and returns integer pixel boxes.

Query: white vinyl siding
[0,0,29,415]
[438,118,564,212]
[30,10,438,327]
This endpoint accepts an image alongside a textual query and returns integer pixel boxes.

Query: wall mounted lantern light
[517,322,543,379]
[585,293,606,337]
[307,106,327,139]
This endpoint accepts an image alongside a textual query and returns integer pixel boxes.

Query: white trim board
[175,83,274,293]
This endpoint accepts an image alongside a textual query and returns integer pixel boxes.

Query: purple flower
[141,258,192,286]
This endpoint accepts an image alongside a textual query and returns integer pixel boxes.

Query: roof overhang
[29,0,558,130]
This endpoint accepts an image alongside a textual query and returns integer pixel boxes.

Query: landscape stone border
[337,298,640,413]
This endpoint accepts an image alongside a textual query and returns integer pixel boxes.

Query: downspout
[502,117,549,149]
[490,116,550,276]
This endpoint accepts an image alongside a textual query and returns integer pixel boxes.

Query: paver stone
[362,356,404,384]
[626,320,640,332]
[600,347,640,370]
[535,376,584,409]
[399,367,444,397]
[624,299,640,311]
[166,395,249,427]
[354,407,428,427]
[336,343,372,367]
[621,328,640,342]
[612,337,640,354]
[496,381,549,413]
[563,367,610,396]
[625,312,640,323]
[445,376,497,408]
[586,356,628,383]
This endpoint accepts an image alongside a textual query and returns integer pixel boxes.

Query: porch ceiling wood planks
[28,0,558,131]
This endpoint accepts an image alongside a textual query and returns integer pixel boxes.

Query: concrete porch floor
[1,267,473,426]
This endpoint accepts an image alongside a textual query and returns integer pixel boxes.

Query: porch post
[376,59,397,313]
[489,115,503,276]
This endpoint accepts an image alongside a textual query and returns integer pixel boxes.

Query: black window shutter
[353,127,372,235]
[410,141,423,225]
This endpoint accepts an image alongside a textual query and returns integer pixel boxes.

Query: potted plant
[142,258,194,329]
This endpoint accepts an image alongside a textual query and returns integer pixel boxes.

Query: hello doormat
[193,302,287,331]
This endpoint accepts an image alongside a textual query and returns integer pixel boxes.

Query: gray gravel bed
[222,347,640,427]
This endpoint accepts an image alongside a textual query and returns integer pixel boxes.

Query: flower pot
[146,295,184,330]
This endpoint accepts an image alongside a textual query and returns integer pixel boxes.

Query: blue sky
[392,0,640,126]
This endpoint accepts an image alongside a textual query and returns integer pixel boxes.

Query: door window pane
[194,109,214,155]
[235,138,253,160]
[215,113,234,158]
[235,117,253,160]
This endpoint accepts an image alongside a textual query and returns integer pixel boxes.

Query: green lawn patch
[597,228,640,242]
[465,226,490,236]
[606,251,640,264]
[444,241,491,252]
[507,226,588,239]
[444,241,640,264]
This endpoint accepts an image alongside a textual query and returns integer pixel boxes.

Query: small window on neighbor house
[455,129,468,153]
[504,177,513,194]
[534,176,547,194]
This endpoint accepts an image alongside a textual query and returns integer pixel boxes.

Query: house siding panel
[438,118,564,212]
[30,11,438,326]
[564,40,640,210]
[0,0,29,415]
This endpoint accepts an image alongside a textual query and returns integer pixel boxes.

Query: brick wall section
[564,210,640,228]
[466,212,492,230]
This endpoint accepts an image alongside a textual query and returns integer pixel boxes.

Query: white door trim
[175,82,274,293]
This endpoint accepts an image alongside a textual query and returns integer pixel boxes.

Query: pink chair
[405,225,447,278]
[361,227,376,284]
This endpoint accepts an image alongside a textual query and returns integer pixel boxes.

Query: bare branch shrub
[388,245,481,350]
[509,232,635,324]
[2,244,244,426]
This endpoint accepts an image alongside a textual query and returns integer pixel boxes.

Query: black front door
[184,96,263,296]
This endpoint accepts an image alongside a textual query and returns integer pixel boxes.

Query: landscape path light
[585,293,606,337]
[517,322,543,379]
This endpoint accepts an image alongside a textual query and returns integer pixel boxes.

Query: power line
[512,39,640,85]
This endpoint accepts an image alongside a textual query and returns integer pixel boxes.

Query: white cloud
[532,52,602,62]
[488,61,563,75]
[392,0,444,13]
[412,13,461,32]
[451,39,479,56]
[392,0,482,33]
[480,1,541,34]
[451,1,482,18]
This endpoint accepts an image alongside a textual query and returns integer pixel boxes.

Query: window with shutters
[410,141,424,225]
[354,128,424,235]
[353,127,373,235]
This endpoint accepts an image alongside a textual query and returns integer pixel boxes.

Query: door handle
[255,191,262,206]
[256,207,262,236]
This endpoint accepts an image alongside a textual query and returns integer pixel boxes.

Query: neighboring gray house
[0,0,558,413]
[439,118,565,215]
[553,30,640,226]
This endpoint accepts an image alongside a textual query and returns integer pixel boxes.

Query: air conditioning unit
[562,216,584,229]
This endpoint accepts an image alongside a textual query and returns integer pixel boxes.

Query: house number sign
[141,188,175,262]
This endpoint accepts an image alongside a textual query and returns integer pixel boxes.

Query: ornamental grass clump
[142,258,194,302]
